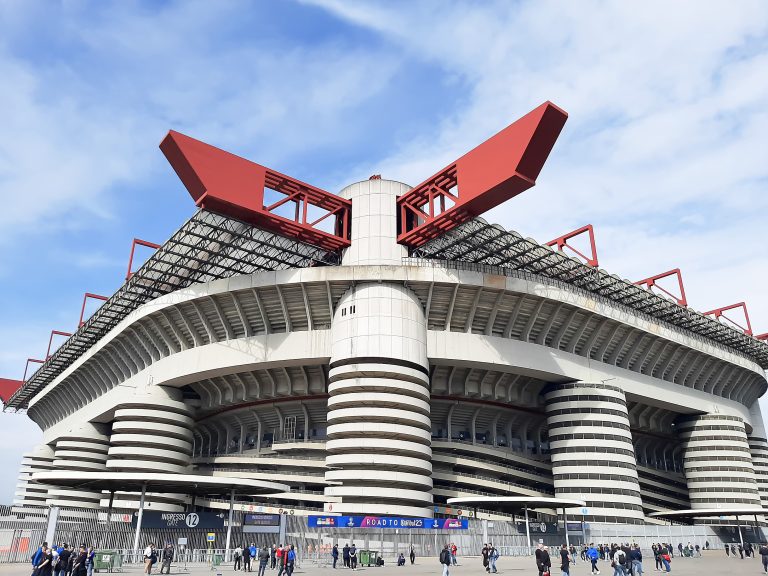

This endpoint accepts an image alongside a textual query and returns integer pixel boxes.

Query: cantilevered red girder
[0,379,23,404]
[703,302,753,336]
[757,333,768,341]
[396,101,568,247]
[546,224,599,267]
[126,238,161,281]
[46,330,73,359]
[79,293,108,327]
[635,268,688,307]
[160,131,351,252]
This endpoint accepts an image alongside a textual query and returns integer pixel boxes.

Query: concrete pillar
[748,403,768,510]
[46,423,109,509]
[107,385,193,511]
[544,382,644,524]
[677,414,761,509]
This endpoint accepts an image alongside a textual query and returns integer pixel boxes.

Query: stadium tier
[5,101,768,530]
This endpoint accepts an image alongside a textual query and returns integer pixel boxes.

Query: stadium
[2,100,768,555]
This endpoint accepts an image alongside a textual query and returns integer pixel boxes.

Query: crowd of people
[30,542,95,576]
[233,543,297,576]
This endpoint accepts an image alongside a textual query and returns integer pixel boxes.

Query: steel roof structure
[411,218,768,368]
[6,210,337,410]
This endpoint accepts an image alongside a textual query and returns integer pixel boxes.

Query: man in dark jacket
[160,543,174,574]
[343,544,350,568]
[440,544,452,576]
[536,544,552,576]
[55,544,71,576]
[71,545,87,576]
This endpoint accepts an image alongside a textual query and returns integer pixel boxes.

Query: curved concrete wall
[325,282,433,516]
[545,382,645,523]
[46,423,109,508]
[677,414,761,509]
[14,444,54,507]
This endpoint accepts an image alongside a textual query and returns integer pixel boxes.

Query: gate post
[45,506,60,546]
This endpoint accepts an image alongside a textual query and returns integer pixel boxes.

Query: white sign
[185,513,200,528]
[178,538,188,545]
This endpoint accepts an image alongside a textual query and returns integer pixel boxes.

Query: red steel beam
[79,293,109,327]
[757,333,768,341]
[396,101,568,247]
[126,238,161,281]
[703,302,753,336]
[635,268,688,307]
[160,131,351,252]
[546,224,599,267]
[0,378,23,404]
[46,330,73,359]
[23,359,44,382]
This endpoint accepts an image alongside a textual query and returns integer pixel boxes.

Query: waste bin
[93,551,116,572]
[359,550,370,566]
[212,553,224,568]
[368,551,380,566]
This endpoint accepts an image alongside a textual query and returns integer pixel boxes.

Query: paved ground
[2,551,765,576]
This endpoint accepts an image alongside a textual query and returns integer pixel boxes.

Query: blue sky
[1,0,767,502]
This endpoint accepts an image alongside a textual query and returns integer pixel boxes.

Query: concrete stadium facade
[11,176,768,528]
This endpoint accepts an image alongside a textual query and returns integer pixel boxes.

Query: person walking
[234,546,243,571]
[489,543,499,574]
[259,544,271,576]
[85,547,95,576]
[410,545,415,565]
[659,547,671,573]
[611,546,627,576]
[159,544,174,575]
[482,543,490,573]
[271,545,277,570]
[277,545,286,576]
[440,545,452,576]
[560,544,571,576]
[536,544,551,576]
[72,545,88,576]
[332,544,339,569]
[759,543,768,573]
[34,544,53,576]
[143,543,155,575]
[629,545,642,576]
[343,544,350,568]
[285,545,296,576]
[588,543,600,575]
[451,543,458,566]
[243,543,252,572]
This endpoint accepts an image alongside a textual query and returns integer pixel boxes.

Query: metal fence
[0,504,761,566]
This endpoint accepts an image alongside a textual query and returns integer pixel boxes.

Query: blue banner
[308,516,468,530]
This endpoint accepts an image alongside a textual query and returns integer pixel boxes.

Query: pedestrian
[760,543,768,573]
[72,545,88,576]
[234,545,243,571]
[243,543,252,572]
[349,543,358,570]
[451,543,458,566]
[725,543,730,557]
[629,544,642,576]
[611,546,627,576]
[343,544,350,568]
[259,544,271,576]
[482,543,490,573]
[158,544,173,575]
[738,544,744,560]
[277,545,285,576]
[536,544,551,576]
[588,543,600,575]
[85,547,95,576]
[332,544,339,569]
[143,543,155,575]
[570,545,577,565]
[440,544,452,576]
[560,544,570,576]
[410,545,416,565]
[489,543,499,574]
[659,547,671,573]
[285,545,296,576]
[32,542,48,574]
[271,545,277,570]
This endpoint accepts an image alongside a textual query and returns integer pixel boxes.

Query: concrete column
[324,283,432,517]
[46,423,109,509]
[544,382,644,524]
[748,403,768,509]
[677,414,761,509]
[107,385,193,512]
[13,444,54,507]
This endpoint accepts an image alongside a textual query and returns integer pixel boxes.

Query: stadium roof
[5,209,337,410]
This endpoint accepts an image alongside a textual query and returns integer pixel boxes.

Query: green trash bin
[359,550,370,566]
[212,554,224,568]
[369,551,379,566]
[93,551,116,572]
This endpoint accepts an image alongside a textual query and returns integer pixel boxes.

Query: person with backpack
[234,546,243,571]
[611,546,627,576]
[259,544,271,576]
[759,543,768,573]
[489,544,499,574]
[439,544,452,576]
[588,544,600,575]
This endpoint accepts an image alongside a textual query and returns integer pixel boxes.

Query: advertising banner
[308,516,468,530]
